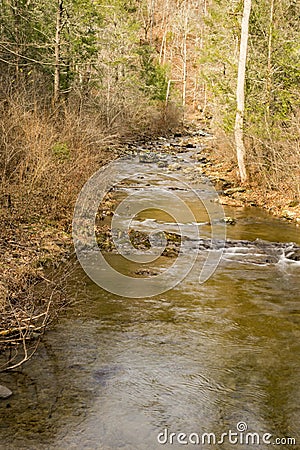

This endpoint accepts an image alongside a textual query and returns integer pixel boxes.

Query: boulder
[282,210,296,220]
[0,385,12,399]
[286,248,300,261]
[224,187,246,195]
[223,216,236,225]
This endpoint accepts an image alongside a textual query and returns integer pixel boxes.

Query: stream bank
[0,219,72,370]
[1,124,299,370]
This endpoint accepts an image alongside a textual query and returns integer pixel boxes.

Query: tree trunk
[234,0,252,184]
[182,1,189,122]
[266,0,275,120]
[53,0,63,105]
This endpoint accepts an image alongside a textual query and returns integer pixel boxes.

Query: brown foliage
[0,79,180,365]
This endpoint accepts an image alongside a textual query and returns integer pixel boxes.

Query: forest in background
[0,0,181,225]
[1,0,299,223]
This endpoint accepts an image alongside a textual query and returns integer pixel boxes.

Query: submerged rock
[134,268,159,276]
[168,163,182,171]
[157,159,168,168]
[0,385,12,399]
[139,152,159,163]
[223,217,236,225]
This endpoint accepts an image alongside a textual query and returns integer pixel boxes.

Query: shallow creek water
[0,147,299,450]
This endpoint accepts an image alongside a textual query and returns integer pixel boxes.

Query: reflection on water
[1,179,299,449]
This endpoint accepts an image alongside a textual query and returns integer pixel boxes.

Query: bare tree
[235,0,252,183]
[266,0,275,120]
[182,1,189,117]
[53,0,63,105]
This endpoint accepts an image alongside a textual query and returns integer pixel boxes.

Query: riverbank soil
[0,147,112,368]
[0,213,72,369]
[200,138,300,223]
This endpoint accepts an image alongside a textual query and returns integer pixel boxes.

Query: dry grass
[0,84,179,221]
[210,111,300,205]
[0,81,180,366]
[246,114,300,200]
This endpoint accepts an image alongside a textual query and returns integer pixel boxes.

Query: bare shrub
[0,80,180,225]
[0,77,180,366]
[210,106,300,201]
[245,113,300,199]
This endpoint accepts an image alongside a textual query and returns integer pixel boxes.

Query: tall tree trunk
[182,1,189,122]
[148,0,156,45]
[11,0,21,80]
[182,19,188,111]
[234,0,251,184]
[53,0,63,105]
[266,0,275,120]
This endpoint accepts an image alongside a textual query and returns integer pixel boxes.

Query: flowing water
[0,146,299,450]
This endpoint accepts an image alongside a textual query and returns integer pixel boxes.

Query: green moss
[52,142,70,161]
